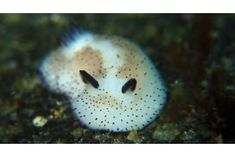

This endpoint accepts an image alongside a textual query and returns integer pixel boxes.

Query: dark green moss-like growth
[0,14,234,143]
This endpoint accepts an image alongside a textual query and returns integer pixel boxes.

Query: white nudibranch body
[40,32,167,132]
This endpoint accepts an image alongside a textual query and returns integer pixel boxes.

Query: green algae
[0,14,234,143]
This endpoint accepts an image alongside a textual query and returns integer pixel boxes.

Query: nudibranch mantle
[40,32,167,132]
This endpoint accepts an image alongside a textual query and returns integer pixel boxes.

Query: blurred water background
[0,14,234,143]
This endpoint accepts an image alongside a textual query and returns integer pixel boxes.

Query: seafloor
[0,14,234,143]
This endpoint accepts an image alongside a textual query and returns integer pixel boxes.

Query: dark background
[0,14,234,143]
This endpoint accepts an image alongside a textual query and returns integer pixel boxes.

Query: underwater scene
[0,14,234,143]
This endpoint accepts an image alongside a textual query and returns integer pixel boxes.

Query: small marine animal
[40,31,167,132]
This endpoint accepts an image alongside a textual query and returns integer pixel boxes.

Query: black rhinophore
[122,78,137,93]
[80,70,99,88]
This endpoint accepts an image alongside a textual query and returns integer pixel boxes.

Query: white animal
[40,32,167,132]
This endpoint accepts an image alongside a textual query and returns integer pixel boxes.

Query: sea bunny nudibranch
[40,31,168,132]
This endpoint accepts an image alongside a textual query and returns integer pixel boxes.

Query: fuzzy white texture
[40,32,168,132]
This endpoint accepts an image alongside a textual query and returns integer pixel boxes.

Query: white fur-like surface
[40,32,167,132]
